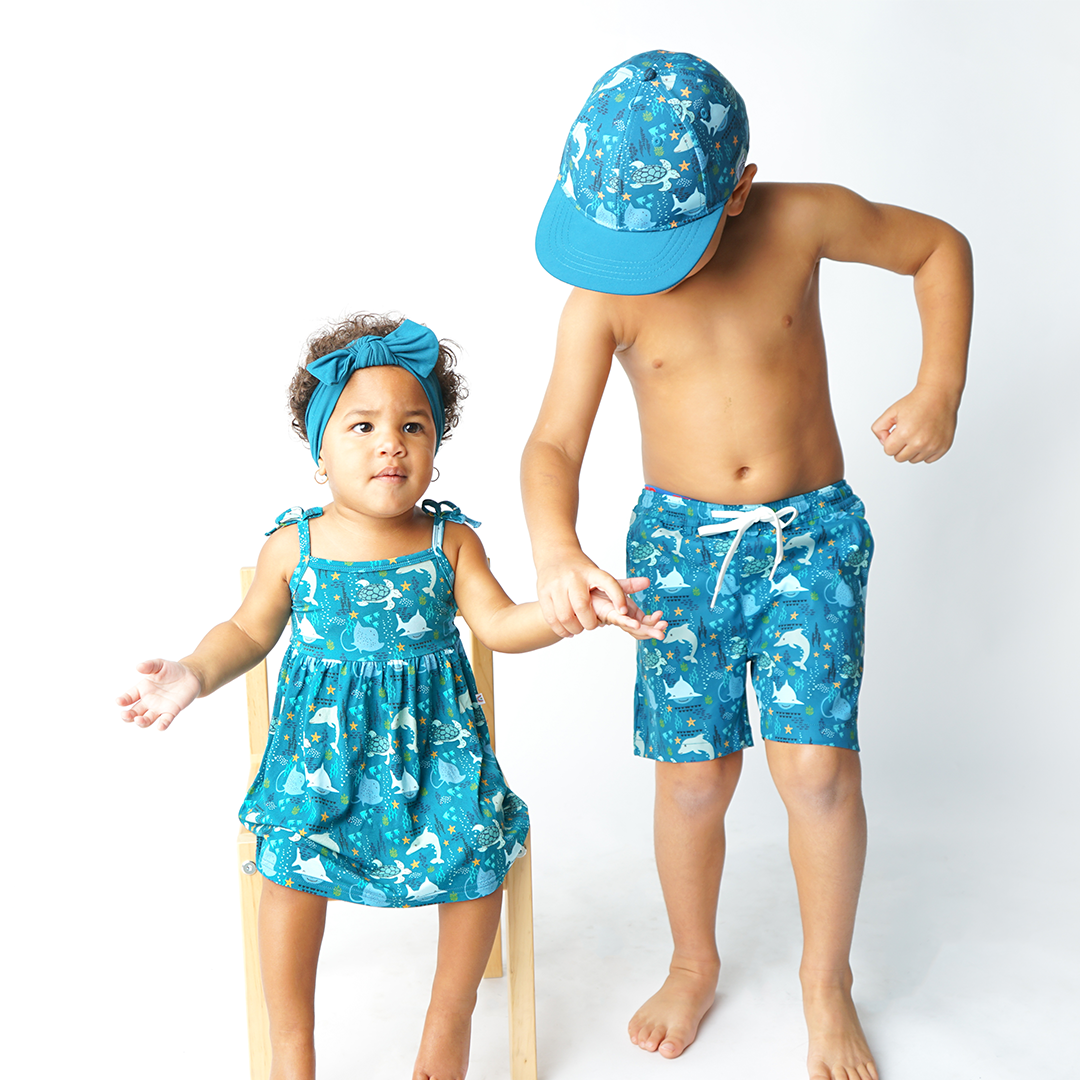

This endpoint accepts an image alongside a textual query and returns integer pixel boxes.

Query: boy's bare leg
[414,888,503,1080]
[258,878,328,1080]
[764,742,879,1080]
[629,752,743,1058]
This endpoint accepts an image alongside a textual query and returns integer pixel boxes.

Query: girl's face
[317,365,436,521]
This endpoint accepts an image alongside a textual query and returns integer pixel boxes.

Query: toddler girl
[118,314,664,1080]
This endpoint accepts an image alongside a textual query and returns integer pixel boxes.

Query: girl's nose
[377,430,406,455]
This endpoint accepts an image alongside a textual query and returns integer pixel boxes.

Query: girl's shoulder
[256,507,318,584]
[421,500,482,573]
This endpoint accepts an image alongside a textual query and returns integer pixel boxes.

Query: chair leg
[239,831,272,1080]
[506,832,538,1080]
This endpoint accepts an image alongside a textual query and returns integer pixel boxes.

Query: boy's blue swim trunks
[626,481,873,761]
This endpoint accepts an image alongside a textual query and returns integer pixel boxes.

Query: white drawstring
[697,505,799,608]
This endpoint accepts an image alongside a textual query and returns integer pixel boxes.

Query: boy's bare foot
[803,984,879,1080]
[628,957,720,1058]
[413,1004,472,1080]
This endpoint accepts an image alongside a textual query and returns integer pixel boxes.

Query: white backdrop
[4,2,1078,1077]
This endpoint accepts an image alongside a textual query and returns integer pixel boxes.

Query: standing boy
[522,50,971,1080]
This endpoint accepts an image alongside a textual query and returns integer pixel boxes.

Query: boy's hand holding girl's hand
[537,550,667,641]
[117,658,202,731]
[590,576,667,640]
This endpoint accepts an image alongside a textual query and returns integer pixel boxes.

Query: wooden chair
[237,567,538,1080]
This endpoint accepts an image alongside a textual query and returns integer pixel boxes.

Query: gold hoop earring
[314,468,328,485]
[431,467,441,482]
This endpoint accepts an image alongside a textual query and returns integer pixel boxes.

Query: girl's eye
[403,422,423,434]
[351,422,373,433]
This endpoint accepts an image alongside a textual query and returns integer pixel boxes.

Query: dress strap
[266,506,325,559]
[421,499,481,552]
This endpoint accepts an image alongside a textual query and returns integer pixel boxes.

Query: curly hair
[288,312,467,445]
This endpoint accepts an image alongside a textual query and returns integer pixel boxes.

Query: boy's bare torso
[606,183,843,505]
[525,175,967,627]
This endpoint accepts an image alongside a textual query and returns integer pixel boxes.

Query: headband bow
[303,319,445,464]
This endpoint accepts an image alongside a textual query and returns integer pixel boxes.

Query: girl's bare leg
[764,742,878,1080]
[413,888,503,1080]
[258,878,328,1080]
[629,752,743,1058]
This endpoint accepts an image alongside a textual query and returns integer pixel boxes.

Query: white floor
[306,784,1078,1079]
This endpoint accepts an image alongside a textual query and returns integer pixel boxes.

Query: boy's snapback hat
[535,50,749,295]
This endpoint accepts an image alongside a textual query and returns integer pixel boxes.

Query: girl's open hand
[117,658,201,731]
[589,577,668,641]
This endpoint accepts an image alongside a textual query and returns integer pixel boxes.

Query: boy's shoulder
[738,182,857,242]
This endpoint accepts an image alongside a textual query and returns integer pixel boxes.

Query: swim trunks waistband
[641,480,856,517]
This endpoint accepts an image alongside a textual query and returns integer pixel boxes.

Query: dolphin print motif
[651,526,686,557]
[772,629,810,670]
[665,624,699,663]
[678,733,716,759]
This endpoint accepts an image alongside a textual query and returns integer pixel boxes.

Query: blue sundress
[238,500,529,907]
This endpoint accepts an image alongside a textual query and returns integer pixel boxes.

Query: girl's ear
[725,163,758,217]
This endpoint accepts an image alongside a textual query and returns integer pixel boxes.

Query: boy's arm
[521,289,630,636]
[118,529,295,730]
[814,184,973,462]
[449,525,665,653]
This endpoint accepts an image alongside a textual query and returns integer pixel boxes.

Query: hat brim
[535,180,724,296]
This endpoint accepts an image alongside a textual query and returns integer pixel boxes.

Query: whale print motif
[238,504,529,908]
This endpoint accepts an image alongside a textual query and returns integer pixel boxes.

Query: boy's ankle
[798,963,854,994]
[669,951,722,977]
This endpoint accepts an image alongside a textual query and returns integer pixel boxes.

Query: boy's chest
[617,252,823,375]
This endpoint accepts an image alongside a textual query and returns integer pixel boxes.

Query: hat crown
[557,50,749,235]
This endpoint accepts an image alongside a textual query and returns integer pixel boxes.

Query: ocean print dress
[239,501,529,907]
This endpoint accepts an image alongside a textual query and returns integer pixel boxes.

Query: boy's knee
[656,754,742,814]
[767,744,862,810]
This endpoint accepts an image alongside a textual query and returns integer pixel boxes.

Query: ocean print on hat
[535,49,749,295]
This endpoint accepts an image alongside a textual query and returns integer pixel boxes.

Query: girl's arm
[448,524,666,654]
[118,528,297,730]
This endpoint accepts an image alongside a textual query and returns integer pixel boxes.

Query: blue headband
[303,319,445,464]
